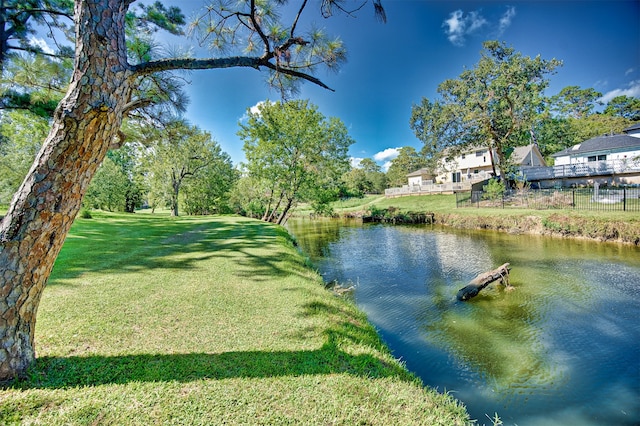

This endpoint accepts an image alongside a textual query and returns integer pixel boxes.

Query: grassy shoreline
[0,212,470,425]
[306,194,640,245]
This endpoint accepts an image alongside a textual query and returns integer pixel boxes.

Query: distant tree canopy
[238,99,353,223]
[531,91,639,161]
[142,120,235,217]
[341,158,387,196]
[0,110,50,203]
[385,147,429,188]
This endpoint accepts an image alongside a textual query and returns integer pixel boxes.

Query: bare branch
[133,56,334,91]
[262,61,334,91]
[290,0,309,37]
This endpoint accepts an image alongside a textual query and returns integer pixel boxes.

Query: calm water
[286,218,640,425]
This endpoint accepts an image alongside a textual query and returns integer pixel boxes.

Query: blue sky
[152,1,639,168]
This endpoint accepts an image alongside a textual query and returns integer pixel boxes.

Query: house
[406,168,435,186]
[520,124,640,187]
[511,144,548,168]
[435,144,546,183]
[551,125,640,165]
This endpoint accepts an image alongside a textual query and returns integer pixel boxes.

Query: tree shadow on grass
[50,217,311,286]
[9,301,409,390]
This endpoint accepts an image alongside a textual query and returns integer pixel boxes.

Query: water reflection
[286,218,640,425]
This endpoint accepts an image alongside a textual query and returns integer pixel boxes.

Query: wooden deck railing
[522,158,640,181]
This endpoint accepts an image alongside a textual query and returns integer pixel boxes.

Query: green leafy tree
[360,158,387,193]
[144,120,228,217]
[84,143,145,212]
[603,95,640,121]
[229,175,270,219]
[550,85,602,119]
[182,153,238,216]
[341,158,387,196]
[341,167,368,197]
[238,100,353,224]
[531,88,637,163]
[385,147,428,187]
[410,41,561,177]
[0,0,383,380]
[0,110,49,203]
[83,156,129,211]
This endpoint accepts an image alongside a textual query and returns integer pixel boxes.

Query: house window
[587,156,597,162]
[476,151,484,157]
[474,169,479,174]
[452,172,461,183]
[598,154,606,161]
[461,154,466,159]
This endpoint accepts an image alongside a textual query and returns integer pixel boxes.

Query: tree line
[1,34,637,223]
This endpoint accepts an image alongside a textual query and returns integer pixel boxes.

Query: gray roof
[406,167,432,177]
[551,134,640,157]
[624,122,640,133]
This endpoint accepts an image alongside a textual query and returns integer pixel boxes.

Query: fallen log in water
[456,263,511,301]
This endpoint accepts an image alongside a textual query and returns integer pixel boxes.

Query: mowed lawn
[0,211,469,425]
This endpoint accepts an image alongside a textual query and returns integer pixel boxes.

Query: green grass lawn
[0,211,470,425]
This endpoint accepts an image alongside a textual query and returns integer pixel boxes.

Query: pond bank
[355,210,639,245]
[338,198,639,245]
[433,212,640,245]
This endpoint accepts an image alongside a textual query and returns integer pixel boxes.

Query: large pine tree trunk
[0,0,132,381]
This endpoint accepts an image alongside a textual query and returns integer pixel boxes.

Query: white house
[406,168,435,186]
[551,124,640,165]
[435,144,546,183]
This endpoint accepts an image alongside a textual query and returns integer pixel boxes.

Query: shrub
[483,178,505,200]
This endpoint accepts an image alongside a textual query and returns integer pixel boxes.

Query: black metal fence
[456,187,640,212]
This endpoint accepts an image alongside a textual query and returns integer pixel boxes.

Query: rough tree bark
[0,0,134,381]
[0,0,354,381]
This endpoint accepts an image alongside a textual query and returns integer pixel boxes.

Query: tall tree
[83,142,145,212]
[410,41,561,176]
[385,147,427,187]
[0,0,384,380]
[182,156,237,216]
[144,120,229,217]
[238,99,353,224]
[550,85,602,119]
[603,95,640,121]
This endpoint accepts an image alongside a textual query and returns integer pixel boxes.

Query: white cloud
[497,6,516,36]
[239,100,271,122]
[625,68,636,76]
[443,9,487,46]
[249,101,266,115]
[29,36,55,55]
[350,157,364,168]
[468,11,488,33]
[443,7,516,46]
[598,80,640,103]
[381,161,393,172]
[373,147,400,162]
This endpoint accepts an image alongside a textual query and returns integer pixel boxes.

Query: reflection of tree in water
[418,231,573,395]
[286,218,352,258]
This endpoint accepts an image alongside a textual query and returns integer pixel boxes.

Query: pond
[286,218,640,425]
